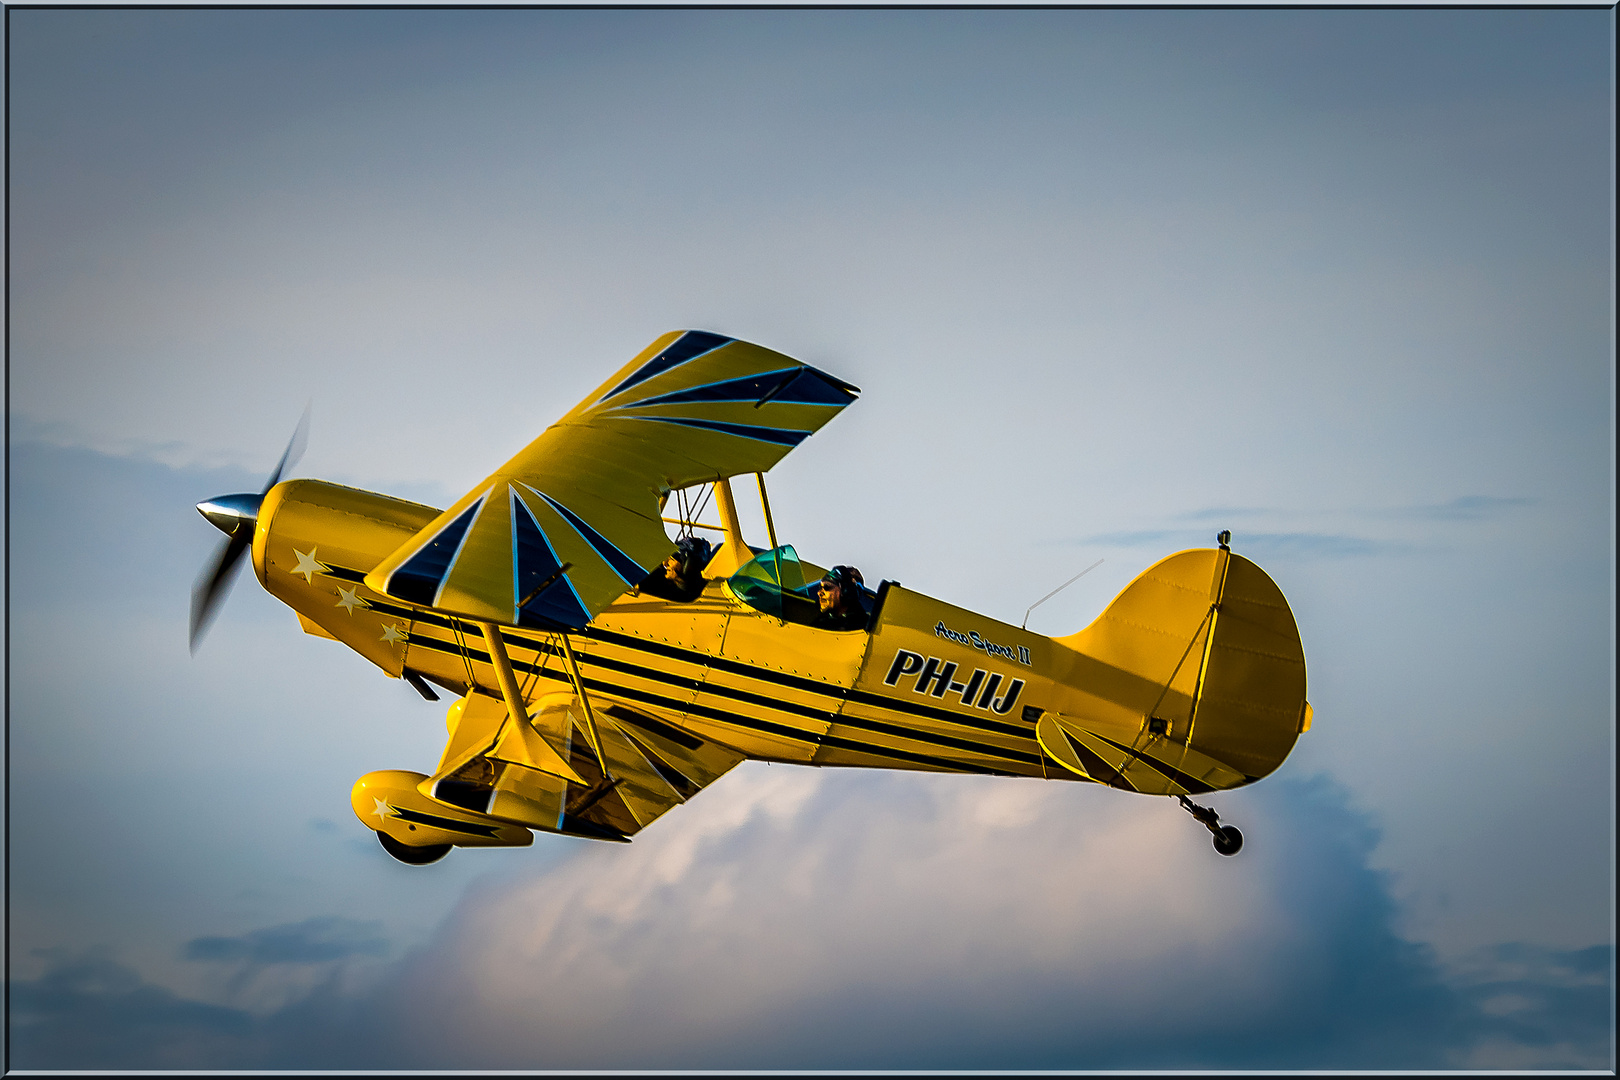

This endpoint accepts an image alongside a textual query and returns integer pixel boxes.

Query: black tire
[1213,825,1244,857]
[378,831,451,865]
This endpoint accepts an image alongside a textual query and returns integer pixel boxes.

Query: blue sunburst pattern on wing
[615,366,858,410]
[388,492,487,606]
[522,484,653,586]
[600,330,733,402]
[618,415,812,446]
[511,491,592,630]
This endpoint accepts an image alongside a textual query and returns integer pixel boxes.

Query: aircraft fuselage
[259,478,1069,781]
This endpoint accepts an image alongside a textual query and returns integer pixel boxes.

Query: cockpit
[636,535,713,603]
[726,545,877,632]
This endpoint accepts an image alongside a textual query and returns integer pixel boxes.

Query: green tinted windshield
[734,545,805,589]
[729,546,822,622]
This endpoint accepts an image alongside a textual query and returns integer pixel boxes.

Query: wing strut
[755,472,779,550]
[706,478,754,578]
[558,631,610,780]
[478,620,535,736]
[482,621,605,780]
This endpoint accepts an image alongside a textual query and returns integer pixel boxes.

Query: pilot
[640,535,712,601]
[814,565,867,631]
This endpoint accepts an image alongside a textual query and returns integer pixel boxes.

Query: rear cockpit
[726,546,877,631]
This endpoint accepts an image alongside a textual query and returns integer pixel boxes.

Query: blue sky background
[7,8,1613,1069]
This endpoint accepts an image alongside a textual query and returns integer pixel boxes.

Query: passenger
[814,565,867,631]
[639,536,712,602]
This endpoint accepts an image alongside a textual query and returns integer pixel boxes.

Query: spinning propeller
[189,407,309,653]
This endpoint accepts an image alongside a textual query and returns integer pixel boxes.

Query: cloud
[178,917,391,1011]
[1068,528,1194,548]
[6,9,1610,1074]
[1065,497,1538,559]
[8,952,256,1069]
[1177,498,1538,525]
[368,768,1450,1069]
[1443,943,1615,1069]
[1394,495,1537,521]
[183,917,388,965]
[9,770,1609,1070]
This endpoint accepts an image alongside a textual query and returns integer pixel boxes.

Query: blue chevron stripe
[615,367,856,410]
[511,492,592,629]
[619,414,811,447]
[601,331,733,402]
[520,484,654,586]
[389,493,487,607]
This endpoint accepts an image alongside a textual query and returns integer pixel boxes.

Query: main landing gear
[377,831,451,865]
[1178,794,1243,856]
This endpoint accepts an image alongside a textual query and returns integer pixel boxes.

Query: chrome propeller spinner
[196,493,265,538]
[189,406,309,653]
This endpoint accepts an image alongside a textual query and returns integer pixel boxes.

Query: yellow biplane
[192,331,1309,864]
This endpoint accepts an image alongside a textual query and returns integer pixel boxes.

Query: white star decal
[372,797,394,820]
[335,585,368,614]
[380,623,406,645]
[291,547,326,583]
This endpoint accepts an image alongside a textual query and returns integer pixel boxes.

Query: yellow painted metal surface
[839,585,1049,775]
[433,688,583,788]
[703,478,756,579]
[490,701,583,786]
[257,479,438,678]
[296,613,338,641]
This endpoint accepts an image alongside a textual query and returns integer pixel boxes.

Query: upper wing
[363,331,859,629]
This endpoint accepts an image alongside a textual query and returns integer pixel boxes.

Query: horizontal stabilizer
[1036,710,1248,795]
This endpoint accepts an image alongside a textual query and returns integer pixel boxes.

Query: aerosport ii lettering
[933,621,1031,666]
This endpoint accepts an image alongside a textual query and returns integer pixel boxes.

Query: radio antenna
[1022,558,1104,630]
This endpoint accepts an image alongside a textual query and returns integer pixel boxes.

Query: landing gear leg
[1178,794,1243,856]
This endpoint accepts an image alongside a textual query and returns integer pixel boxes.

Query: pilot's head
[818,565,863,614]
[817,575,842,613]
[668,536,711,581]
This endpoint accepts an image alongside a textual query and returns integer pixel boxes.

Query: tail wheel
[1213,825,1244,857]
[377,831,451,865]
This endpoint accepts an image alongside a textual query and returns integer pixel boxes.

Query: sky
[6,7,1614,1070]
